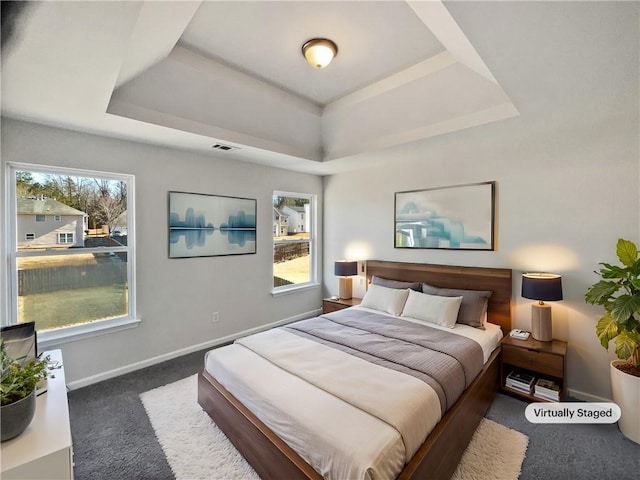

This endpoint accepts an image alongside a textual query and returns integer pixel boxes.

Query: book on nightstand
[506,370,535,393]
[534,378,560,401]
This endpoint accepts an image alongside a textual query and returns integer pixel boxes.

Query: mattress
[204,308,502,480]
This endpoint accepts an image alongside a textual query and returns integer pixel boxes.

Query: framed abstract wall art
[394,181,495,250]
[168,191,257,258]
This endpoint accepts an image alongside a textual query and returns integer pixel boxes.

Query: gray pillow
[372,275,421,291]
[421,283,492,329]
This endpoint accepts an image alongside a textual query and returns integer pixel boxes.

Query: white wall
[323,0,640,402]
[323,101,638,403]
[1,119,323,386]
[1,0,636,402]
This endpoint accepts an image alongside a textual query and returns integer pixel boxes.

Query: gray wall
[1,119,323,386]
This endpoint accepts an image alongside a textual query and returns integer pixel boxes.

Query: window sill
[271,282,321,297]
[37,316,141,350]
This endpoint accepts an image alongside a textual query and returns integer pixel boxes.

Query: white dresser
[1,349,74,480]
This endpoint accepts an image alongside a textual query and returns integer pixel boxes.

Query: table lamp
[521,273,563,342]
[334,261,357,299]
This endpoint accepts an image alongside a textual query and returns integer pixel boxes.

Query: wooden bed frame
[198,260,512,480]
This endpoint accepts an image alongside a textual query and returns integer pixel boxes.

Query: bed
[198,260,512,480]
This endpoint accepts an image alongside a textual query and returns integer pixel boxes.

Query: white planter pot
[610,361,640,444]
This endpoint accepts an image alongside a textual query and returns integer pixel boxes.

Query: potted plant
[585,238,640,444]
[0,341,48,441]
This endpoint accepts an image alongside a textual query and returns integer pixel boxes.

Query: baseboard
[567,388,612,403]
[66,308,321,391]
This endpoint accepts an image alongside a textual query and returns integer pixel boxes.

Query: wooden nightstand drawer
[322,298,361,314]
[503,344,563,378]
[500,337,567,402]
[322,301,346,314]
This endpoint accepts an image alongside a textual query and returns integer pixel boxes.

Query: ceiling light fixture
[302,38,338,69]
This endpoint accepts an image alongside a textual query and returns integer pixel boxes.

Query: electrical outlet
[211,312,220,323]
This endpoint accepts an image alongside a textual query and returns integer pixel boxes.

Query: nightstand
[322,297,361,314]
[501,336,567,402]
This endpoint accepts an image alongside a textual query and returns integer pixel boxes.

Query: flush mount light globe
[302,38,338,69]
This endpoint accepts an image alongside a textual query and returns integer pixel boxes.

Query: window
[273,192,316,293]
[35,215,45,222]
[57,232,74,244]
[6,163,136,345]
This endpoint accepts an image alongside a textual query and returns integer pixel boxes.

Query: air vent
[212,143,239,152]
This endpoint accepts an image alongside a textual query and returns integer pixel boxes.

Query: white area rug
[141,375,528,480]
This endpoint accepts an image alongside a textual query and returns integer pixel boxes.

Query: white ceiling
[179,1,446,105]
[4,1,634,176]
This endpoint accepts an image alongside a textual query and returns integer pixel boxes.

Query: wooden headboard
[365,260,513,334]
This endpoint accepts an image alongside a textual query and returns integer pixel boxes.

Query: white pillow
[401,289,463,328]
[360,283,409,316]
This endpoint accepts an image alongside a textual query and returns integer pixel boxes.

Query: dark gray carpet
[69,349,640,479]
[485,394,639,480]
[68,350,205,480]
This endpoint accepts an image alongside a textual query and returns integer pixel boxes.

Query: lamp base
[338,277,353,300]
[531,303,552,341]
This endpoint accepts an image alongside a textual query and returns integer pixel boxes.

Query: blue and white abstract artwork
[394,182,495,250]
[169,191,257,258]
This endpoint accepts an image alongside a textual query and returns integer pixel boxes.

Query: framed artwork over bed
[168,191,257,258]
[394,181,495,250]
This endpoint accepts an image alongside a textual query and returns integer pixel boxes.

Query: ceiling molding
[323,51,456,115]
[115,1,202,88]
[169,46,323,117]
[324,101,520,161]
[1,0,528,175]
[407,1,498,85]
[107,98,325,162]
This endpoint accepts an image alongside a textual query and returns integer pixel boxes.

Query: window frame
[57,232,74,244]
[5,162,138,347]
[272,191,319,296]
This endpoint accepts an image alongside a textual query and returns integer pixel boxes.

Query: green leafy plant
[585,238,640,376]
[0,341,48,406]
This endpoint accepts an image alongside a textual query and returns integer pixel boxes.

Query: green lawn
[19,285,127,331]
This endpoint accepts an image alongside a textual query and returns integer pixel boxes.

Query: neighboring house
[273,207,288,236]
[281,205,309,234]
[17,197,87,249]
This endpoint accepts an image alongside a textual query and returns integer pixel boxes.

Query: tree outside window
[7,164,135,340]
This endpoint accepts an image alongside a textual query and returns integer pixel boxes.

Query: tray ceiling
[2,1,519,174]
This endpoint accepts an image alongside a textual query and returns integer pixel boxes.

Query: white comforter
[238,329,441,462]
[205,316,501,480]
[206,329,441,480]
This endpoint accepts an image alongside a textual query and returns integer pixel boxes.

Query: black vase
[1,390,36,441]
